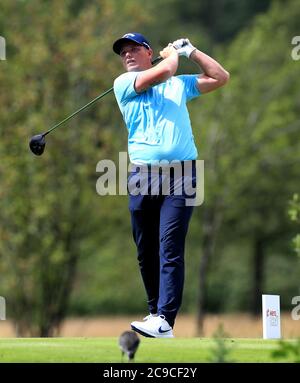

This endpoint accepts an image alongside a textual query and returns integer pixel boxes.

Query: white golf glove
[172,38,196,58]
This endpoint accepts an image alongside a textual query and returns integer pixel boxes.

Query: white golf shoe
[143,313,158,321]
[131,314,174,338]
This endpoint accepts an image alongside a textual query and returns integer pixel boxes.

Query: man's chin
[127,63,141,72]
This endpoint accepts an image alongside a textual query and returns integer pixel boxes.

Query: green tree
[190,0,300,332]
[1,0,299,336]
[0,0,132,336]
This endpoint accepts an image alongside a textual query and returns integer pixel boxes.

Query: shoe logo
[158,326,171,333]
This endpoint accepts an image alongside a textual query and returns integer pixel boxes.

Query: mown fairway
[0,337,296,363]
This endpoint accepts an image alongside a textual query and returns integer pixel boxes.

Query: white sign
[262,294,281,339]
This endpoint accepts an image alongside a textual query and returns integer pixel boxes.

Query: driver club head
[29,134,46,156]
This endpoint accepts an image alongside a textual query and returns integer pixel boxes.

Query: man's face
[120,41,153,72]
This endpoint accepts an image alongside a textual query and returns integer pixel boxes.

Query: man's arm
[135,45,179,93]
[190,49,230,94]
[172,38,230,94]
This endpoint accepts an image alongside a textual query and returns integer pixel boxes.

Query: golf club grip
[152,56,162,65]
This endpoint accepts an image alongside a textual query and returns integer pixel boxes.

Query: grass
[0,337,298,363]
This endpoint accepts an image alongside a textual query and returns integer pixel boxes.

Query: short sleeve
[177,74,201,102]
[113,72,139,106]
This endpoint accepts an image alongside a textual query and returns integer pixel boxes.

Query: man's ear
[148,48,153,60]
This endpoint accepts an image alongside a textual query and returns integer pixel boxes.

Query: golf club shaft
[44,86,113,136]
[44,55,163,137]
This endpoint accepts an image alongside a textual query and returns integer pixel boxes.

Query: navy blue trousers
[128,162,196,327]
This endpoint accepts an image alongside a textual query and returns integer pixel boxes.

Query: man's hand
[159,43,178,59]
[172,38,196,58]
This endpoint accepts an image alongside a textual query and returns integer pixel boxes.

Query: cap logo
[123,33,135,38]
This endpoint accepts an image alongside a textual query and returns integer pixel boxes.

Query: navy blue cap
[113,33,151,55]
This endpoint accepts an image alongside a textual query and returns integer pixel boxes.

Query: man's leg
[158,196,194,327]
[130,195,160,314]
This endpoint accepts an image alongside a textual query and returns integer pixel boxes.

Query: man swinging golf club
[113,33,229,338]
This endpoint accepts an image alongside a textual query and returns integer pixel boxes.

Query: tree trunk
[251,237,265,315]
[197,236,210,336]
[196,206,221,336]
[38,218,81,337]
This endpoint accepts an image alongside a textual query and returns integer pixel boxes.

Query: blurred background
[0,0,299,338]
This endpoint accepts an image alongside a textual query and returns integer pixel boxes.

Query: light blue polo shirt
[113,72,201,164]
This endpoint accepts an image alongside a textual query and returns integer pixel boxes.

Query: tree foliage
[190,0,300,318]
[0,0,299,336]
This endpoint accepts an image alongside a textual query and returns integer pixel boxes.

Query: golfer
[113,33,229,338]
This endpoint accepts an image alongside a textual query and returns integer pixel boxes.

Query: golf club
[29,56,163,156]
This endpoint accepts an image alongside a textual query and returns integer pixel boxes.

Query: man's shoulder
[113,71,140,103]
[114,71,139,85]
